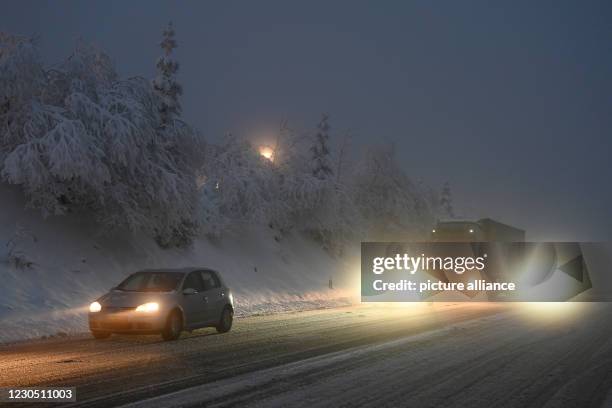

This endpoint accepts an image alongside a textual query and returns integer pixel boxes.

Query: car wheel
[91,330,111,339]
[162,310,183,341]
[216,307,233,333]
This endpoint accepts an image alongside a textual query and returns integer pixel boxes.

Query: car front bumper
[89,310,166,333]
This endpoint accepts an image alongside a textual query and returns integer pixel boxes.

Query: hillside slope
[0,185,357,342]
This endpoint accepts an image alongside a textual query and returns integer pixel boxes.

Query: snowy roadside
[0,294,354,345]
[0,186,359,344]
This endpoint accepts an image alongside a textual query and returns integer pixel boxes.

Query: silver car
[88,268,234,341]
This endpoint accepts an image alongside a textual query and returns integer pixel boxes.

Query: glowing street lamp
[259,145,275,162]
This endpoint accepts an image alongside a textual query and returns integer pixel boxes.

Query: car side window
[200,271,220,290]
[183,271,205,292]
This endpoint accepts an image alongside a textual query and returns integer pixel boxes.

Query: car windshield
[116,272,184,292]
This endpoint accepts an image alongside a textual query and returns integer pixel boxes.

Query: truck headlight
[135,302,159,313]
[89,301,102,313]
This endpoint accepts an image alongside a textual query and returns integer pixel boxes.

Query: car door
[181,271,207,327]
[199,270,225,323]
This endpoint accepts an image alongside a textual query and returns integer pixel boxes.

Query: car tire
[162,310,183,341]
[91,330,111,339]
[216,307,233,333]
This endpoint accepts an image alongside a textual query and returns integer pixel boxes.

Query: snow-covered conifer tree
[0,33,46,162]
[310,113,333,180]
[152,22,182,126]
[440,181,455,219]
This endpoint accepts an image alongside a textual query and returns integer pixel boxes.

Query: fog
[2,0,611,240]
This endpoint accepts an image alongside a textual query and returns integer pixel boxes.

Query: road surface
[1,302,612,407]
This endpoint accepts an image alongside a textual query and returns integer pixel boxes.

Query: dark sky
[2,1,612,240]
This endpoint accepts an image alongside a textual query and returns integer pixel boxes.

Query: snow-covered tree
[266,121,358,253]
[310,113,333,180]
[0,33,47,163]
[2,30,442,252]
[440,181,454,219]
[153,22,182,126]
[199,134,277,236]
[197,122,350,249]
[351,144,433,240]
[335,131,351,185]
[0,34,205,247]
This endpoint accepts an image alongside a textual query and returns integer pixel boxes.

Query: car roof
[436,220,480,226]
[135,267,218,274]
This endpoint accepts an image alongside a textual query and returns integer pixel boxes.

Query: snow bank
[0,185,358,343]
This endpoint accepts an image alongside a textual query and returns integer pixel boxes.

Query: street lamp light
[259,145,275,162]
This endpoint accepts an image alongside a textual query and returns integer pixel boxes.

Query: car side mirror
[183,288,197,296]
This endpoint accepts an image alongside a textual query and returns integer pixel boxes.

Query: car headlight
[135,302,159,313]
[89,301,102,313]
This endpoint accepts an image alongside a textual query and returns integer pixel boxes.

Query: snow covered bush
[198,113,440,251]
[198,117,363,254]
[1,223,36,270]
[0,33,205,247]
[350,143,436,240]
[200,133,278,237]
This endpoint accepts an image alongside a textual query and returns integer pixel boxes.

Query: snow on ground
[0,185,358,343]
[120,304,612,408]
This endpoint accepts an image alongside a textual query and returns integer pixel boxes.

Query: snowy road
[1,303,612,407]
